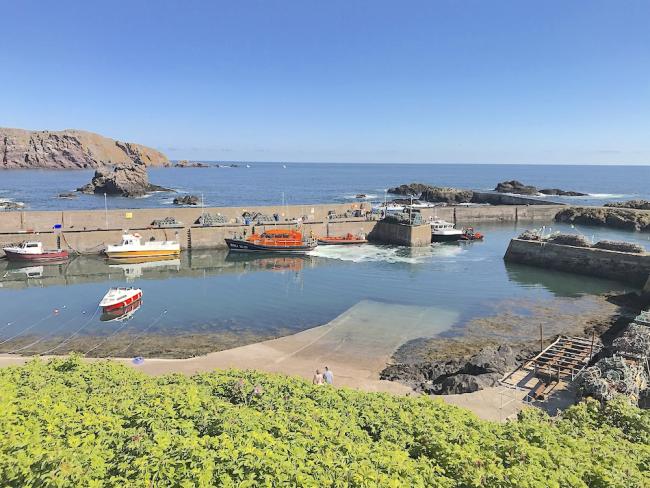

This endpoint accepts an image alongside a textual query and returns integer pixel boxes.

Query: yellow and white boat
[104,233,181,259]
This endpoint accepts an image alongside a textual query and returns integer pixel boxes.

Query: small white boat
[3,241,68,262]
[99,287,143,312]
[430,219,464,242]
[104,233,180,259]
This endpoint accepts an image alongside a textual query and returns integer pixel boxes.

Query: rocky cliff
[0,127,169,169]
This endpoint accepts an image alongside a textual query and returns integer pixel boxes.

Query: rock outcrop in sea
[387,182,560,205]
[494,180,586,196]
[77,162,171,197]
[173,195,200,205]
[0,127,169,169]
[174,160,210,168]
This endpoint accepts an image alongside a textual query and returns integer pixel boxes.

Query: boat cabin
[13,242,44,254]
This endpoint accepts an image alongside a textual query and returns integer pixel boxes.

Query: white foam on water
[586,193,629,199]
[309,243,464,264]
[342,194,379,200]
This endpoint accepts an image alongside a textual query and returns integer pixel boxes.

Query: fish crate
[151,217,184,228]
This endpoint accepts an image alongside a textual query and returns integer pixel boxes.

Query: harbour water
[1,162,649,211]
[0,221,646,358]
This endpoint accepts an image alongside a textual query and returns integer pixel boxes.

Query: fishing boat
[225,229,316,253]
[104,233,180,259]
[99,287,143,312]
[318,233,368,245]
[430,219,464,242]
[459,227,484,241]
[2,241,68,262]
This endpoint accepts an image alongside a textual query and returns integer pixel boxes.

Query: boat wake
[309,243,464,264]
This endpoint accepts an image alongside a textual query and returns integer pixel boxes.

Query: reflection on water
[0,222,641,358]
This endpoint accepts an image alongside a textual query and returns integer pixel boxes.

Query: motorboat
[318,233,368,245]
[100,298,142,322]
[104,233,180,259]
[99,287,143,312]
[2,241,68,262]
[225,229,317,253]
[430,219,464,242]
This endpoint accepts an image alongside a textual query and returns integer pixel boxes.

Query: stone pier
[367,220,431,247]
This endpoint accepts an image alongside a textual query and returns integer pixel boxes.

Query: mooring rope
[82,323,132,357]
[39,306,101,355]
[7,309,85,354]
[0,307,66,346]
[119,310,168,356]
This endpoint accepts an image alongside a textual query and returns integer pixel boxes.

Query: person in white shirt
[323,366,333,385]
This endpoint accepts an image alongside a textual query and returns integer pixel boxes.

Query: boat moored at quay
[104,233,180,260]
[2,241,69,262]
[430,219,464,243]
[225,229,317,253]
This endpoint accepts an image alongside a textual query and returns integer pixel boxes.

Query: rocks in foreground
[0,127,169,169]
[605,199,650,210]
[555,206,650,232]
[77,162,171,197]
[381,344,523,394]
[173,195,200,206]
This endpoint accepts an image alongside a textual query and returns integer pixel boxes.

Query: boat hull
[3,249,69,262]
[317,238,368,245]
[101,291,143,312]
[101,299,142,322]
[104,249,180,259]
[225,238,315,253]
[431,234,463,243]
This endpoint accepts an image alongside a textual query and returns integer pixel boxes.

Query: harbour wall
[368,221,432,247]
[0,203,564,254]
[504,238,650,287]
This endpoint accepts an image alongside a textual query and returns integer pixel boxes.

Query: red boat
[317,233,368,245]
[459,228,484,241]
[3,241,68,262]
[99,287,143,312]
[100,299,142,322]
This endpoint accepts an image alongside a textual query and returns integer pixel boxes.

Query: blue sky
[1,1,649,164]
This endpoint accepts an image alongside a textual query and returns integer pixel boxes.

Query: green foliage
[0,357,648,487]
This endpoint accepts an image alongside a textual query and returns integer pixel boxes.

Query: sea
[0,162,648,210]
[0,163,648,359]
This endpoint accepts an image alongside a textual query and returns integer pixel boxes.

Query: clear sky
[1,1,649,164]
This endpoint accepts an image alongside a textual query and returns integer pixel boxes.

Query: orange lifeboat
[225,228,317,253]
[317,233,368,245]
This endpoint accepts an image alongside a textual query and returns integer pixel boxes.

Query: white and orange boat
[225,229,316,253]
[104,233,180,260]
[99,287,143,312]
[317,233,368,245]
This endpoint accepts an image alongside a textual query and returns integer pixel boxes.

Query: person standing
[323,366,333,385]
[312,369,324,385]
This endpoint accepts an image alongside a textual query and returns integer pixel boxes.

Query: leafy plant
[0,357,648,487]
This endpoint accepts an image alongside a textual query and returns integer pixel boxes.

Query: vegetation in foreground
[0,357,648,487]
